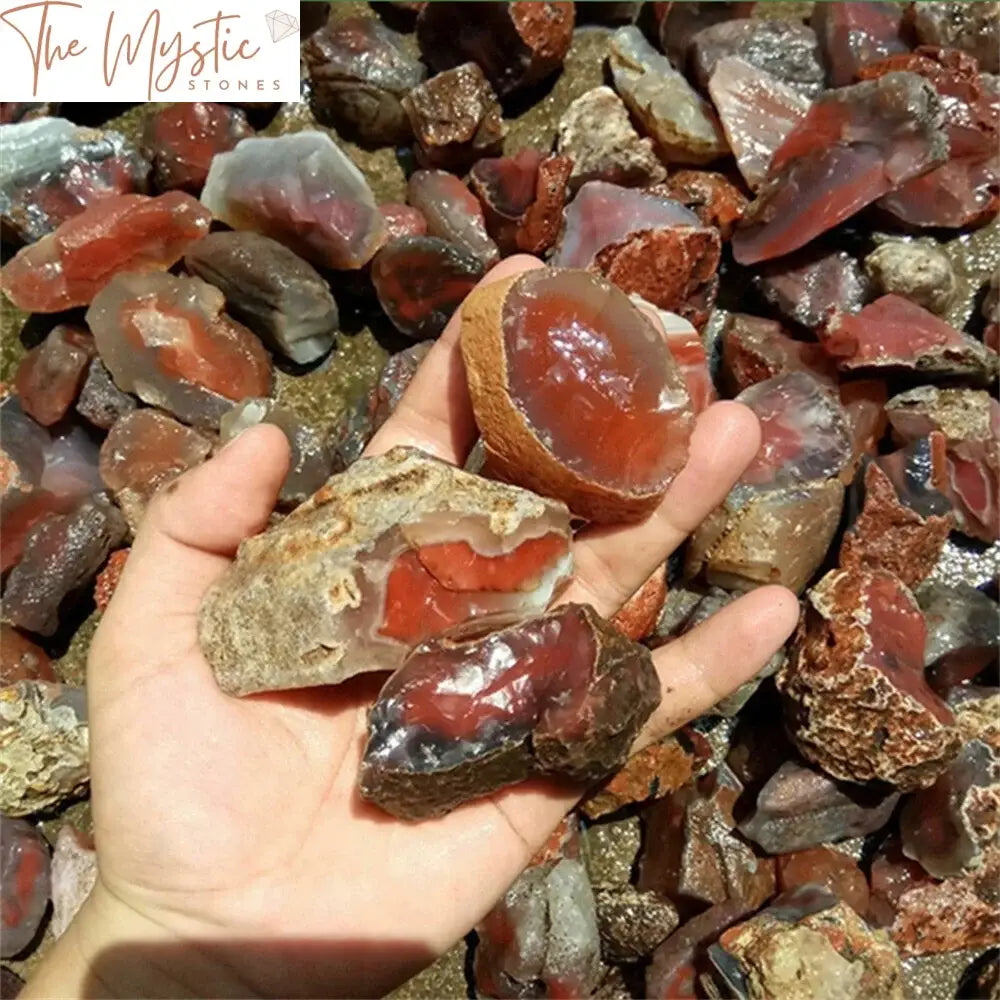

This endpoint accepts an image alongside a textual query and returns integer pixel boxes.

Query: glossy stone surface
[14,326,96,427]
[378,202,427,240]
[707,57,810,192]
[416,1,574,97]
[200,132,385,270]
[609,26,728,165]
[775,848,870,916]
[407,169,499,267]
[86,272,273,429]
[811,2,907,86]
[646,306,716,416]
[690,18,825,97]
[823,294,999,382]
[99,410,212,531]
[74,360,137,432]
[184,230,338,365]
[0,816,50,958]
[475,857,603,999]
[0,117,149,243]
[710,888,904,1000]
[840,379,889,461]
[372,236,484,341]
[402,63,506,171]
[738,760,901,854]
[360,604,659,819]
[371,343,432,432]
[220,399,332,507]
[0,681,88,816]
[556,86,666,190]
[863,239,957,314]
[49,825,97,940]
[780,567,960,790]
[840,461,951,588]
[142,103,252,193]
[652,170,748,240]
[918,581,999,692]
[0,191,211,312]
[732,73,949,265]
[199,447,573,695]
[910,2,1000,73]
[0,626,55,686]
[594,885,679,963]
[2,494,127,637]
[461,267,694,523]
[754,249,869,332]
[303,16,427,143]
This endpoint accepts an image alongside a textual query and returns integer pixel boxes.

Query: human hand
[24,256,799,999]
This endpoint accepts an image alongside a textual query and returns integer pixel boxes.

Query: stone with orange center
[779,567,961,791]
[460,268,694,523]
[94,548,129,613]
[0,625,55,685]
[86,272,273,430]
[14,326,96,427]
[359,603,659,819]
[99,411,213,532]
[0,191,211,312]
[142,102,253,194]
[199,447,573,696]
[775,847,870,916]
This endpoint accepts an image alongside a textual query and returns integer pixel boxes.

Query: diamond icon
[266,9,299,42]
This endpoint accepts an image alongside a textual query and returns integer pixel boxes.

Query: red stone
[371,343,432,432]
[143,102,252,193]
[611,565,667,641]
[371,236,484,341]
[775,848,871,916]
[461,268,695,523]
[406,169,498,266]
[360,603,660,819]
[840,379,889,460]
[652,170,748,239]
[94,548,129,613]
[14,326,96,427]
[0,625,55,685]
[811,2,908,86]
[732,73,949,265]
[378,203,427,240]
[1,816,50,959]
[86,272,273,428]
[0,192,211,313]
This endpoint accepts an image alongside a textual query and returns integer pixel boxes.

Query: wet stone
[86,272,273,430]
[184,230,339,365]
[732,73,949,265]
[0,681,88,816]
[774,847,870,916]
[754,249,869,332]
[199,447,573,695]
[635,305,715,417]
[0,816,50,958]
[406,170,499,267]
[840,379,890,462]
[99,410,213,532]
[690,18,825,98]
[74,360,137,432]
[910,2,1000,74]
[402,62,506,172]
[359,604,659,819]
[220,399,332,507]
[371,236,484,341]
[608,26,728,165]
[0,626,55,686]
[416,1,574,98]
[0,117,150,244]
[378,202,427,241]
[780,567,960,791]
[14,325,96,427]
[556,86,666,191]
[200,132,386,270]
[142,102,253,194]
[2,494,127,637]
[918,581,999,692]
[461,267,694,523]
[49,824,97,940]
[863,239,957,315]
[651,170,748,240]
[0,191,211,313]
[738,759,901,855]
[811,1,908,87]
[371,343,432,432]
[303,16,427,144]
[707,57,810,193]
[593,886,679,963]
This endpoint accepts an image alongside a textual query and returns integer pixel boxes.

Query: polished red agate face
[0,192,211,312]
[502,268,693,495]
[86,272,272,427]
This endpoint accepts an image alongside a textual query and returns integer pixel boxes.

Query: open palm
[64,257,797,999]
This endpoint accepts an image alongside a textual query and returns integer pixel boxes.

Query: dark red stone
[811,2,908,86]
[143,102,252,193]
[840,379,889,460]
[1,816,50,959]
[359,604,660,819]
[775,848,870,916]
[378,202,427,240]
[14,326,96,427]
[0,625,56,685]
